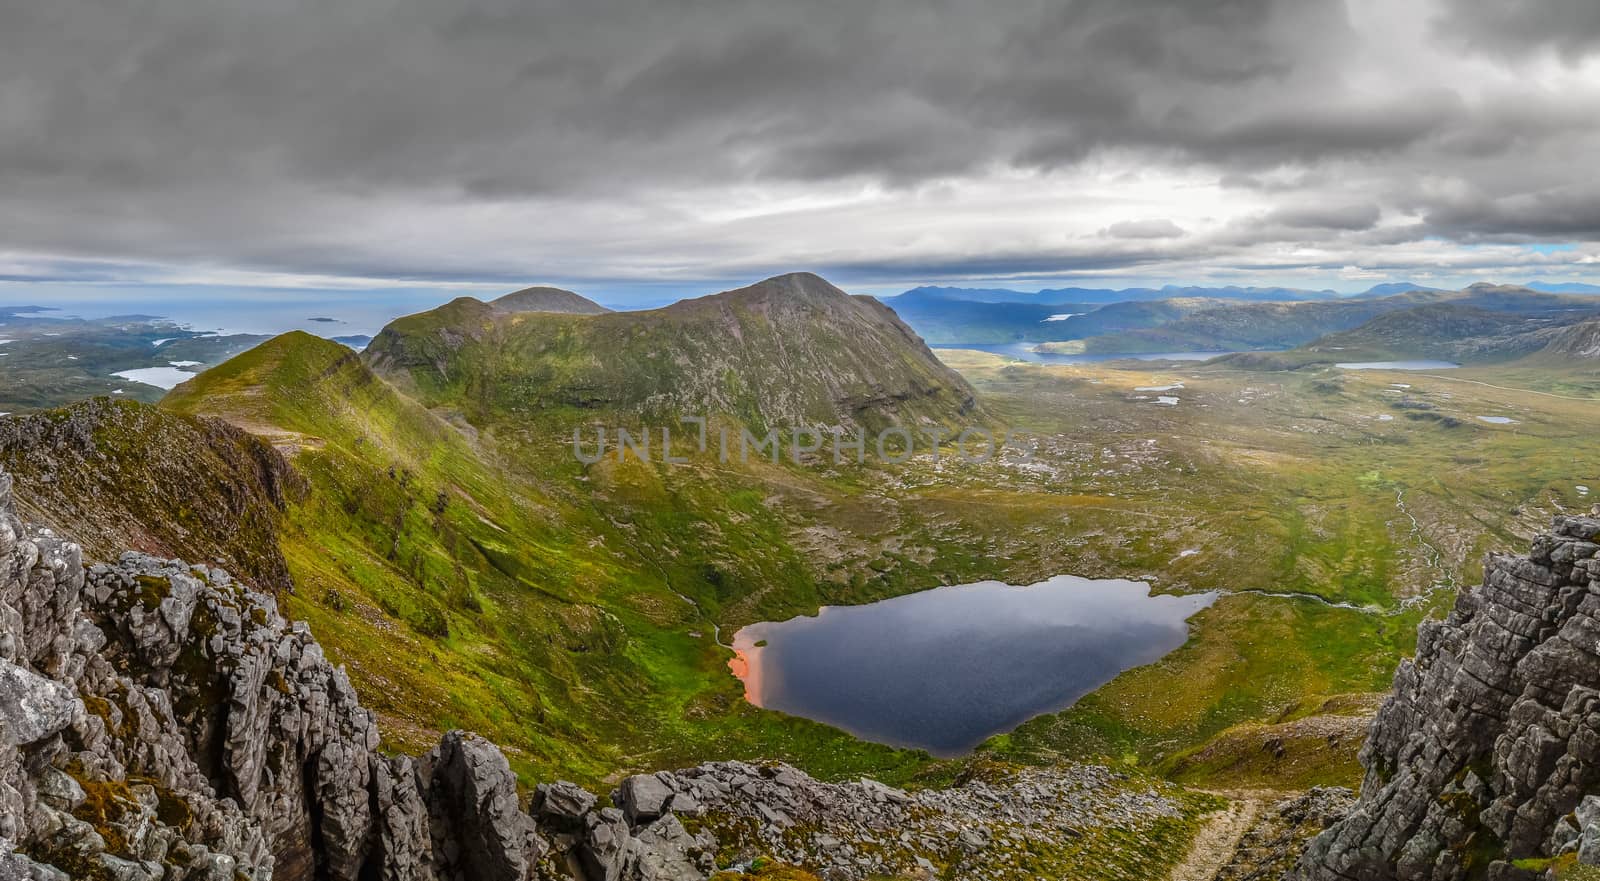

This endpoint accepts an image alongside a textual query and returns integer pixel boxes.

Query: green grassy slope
[163,331,943,787]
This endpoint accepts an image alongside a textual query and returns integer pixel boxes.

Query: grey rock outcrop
[532,780,596,829]
[424,730,544,881]
[1297,514,1600,881]
[535,759,1184,881]
[618,773,677,826]
[0,466,540,880]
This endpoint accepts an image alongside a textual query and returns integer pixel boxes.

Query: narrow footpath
[1168,792,1269,881]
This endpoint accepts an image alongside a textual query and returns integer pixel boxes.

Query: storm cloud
[3,0,1600,298]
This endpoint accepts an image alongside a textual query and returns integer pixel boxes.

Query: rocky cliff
[0,398,305,594]
[1297,513,1600,881]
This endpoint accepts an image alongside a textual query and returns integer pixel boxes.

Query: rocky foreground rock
[1296,513,1600,881]
[0,467,1194,880]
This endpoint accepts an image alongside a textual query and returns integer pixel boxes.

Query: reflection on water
[729,576,1216,756]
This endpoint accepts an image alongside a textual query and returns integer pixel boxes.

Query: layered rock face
[1298,514,1600,881]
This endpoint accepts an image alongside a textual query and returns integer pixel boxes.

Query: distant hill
[1525,280,1600,294]
[1299,304,1574,363]
[491,285,613,314]
[886,289,1241,345]
[882,292,1097,344]
[884,281,1598,348]
[881,283,1444,346]
[1072,285,1598,355]
[1354,281,1451,297]
[891,283,1342,307]
[366,272,983,432]
[1075,298,1423,354]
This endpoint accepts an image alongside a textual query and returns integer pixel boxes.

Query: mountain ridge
[364,272,984,432]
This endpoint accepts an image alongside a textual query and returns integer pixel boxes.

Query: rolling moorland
[4,273,1600,879]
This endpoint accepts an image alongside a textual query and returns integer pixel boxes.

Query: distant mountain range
[1067,284,1582,353]
[1524,280,1600,294]
[1200,287,1600,368]
[888,279,1584,305]
[892,283,1348,307]
[884,280,1600,347]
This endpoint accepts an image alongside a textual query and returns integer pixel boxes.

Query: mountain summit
[365,272,982,432]
[491,285,612,315]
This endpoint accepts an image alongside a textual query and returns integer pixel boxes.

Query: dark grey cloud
[1425,185,1600,240]
[1104,219,1187,239]
[1263,203,1382,231]
[1435,0,1600,61]
[0,0,1598,292]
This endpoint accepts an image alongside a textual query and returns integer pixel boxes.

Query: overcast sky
[5,0,1600,304]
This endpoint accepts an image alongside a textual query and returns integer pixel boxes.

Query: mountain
[1074,298,1422,353]
[162,331,711,780]
[880,291,1095,344]
[1526,280,1600,294]
[885,289,1228,345]
[1073,285,1598,355]
[1357,281,1450,297]
[888,281,1597,352]
[491,285,613,314]
[1126,284,1342,303]
[1297,514,1600,880]
[895,285,1057,304]
[1297,303,1574,364]
[367,272,982,431]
